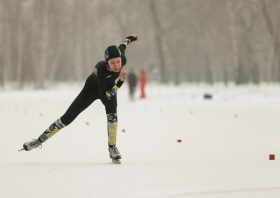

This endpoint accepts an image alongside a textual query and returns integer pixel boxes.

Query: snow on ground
[0,82,280,198]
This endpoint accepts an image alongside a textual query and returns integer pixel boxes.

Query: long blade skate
[19,139,42,152]
[112,159,121,164]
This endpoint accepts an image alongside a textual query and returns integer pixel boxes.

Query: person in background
[127,68,137,101]
[139,69,147,98]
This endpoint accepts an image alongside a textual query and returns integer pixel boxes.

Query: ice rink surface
[0,83,280,198]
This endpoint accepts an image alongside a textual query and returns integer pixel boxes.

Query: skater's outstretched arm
[118,34,140,56]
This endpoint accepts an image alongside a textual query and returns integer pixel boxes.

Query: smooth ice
[0,83,280,198]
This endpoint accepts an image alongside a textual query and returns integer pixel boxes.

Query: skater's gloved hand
[121,34,140,47]
[119,71,127,81]
[126,34,140,43]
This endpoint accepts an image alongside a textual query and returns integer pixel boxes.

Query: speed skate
[112,159,121,164]
[108,146,122,164]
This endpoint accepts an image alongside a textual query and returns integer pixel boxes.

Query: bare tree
[0,0,4,87]
[16,1,24,89]
[150,0,167,83]
[92,0,103,61]
[260,0,280,82]
[1,0,280,89]
[35,0,50,89]
[227,0,240,84]
[2,0,13,87]
[48,1,67,85]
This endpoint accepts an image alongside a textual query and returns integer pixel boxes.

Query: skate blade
[112,159,121,164]
[18,148,25,152]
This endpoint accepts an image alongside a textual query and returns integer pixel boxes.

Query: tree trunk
[36,0,50,89]
[0,1,3,88]
[4,16,12,87]
[84,0,94,77]
[74,1,83,81]
[150,0,167,83]
[31,0,39,87]
[92,0,103,62]
[16,1,23,89]
[227,0,239,83]
[49,17,66,85]
[260,0,280,82]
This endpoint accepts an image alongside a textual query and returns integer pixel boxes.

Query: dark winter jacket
[85,42,128,104]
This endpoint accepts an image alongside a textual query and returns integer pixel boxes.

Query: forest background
[0,0,280,89]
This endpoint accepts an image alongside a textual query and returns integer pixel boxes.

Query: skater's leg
[38,86,98,142]
[60,86,98,125]
[107,113,118,146]
[105,94,121,160]
[38,118,66,142]
[105,95,118,146]
[132,86,136,100]
[129,86,133,101]
[140,84,144,98]
[107,112,122,160]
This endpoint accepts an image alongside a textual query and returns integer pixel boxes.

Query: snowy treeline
[0,0,280,89]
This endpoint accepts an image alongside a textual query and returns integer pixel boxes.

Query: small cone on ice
[177,139,182,143]
[86,122,89,125]
[122,129,125,132]
[269,154,275,160]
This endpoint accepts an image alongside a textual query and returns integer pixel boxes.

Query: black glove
[121,36,137,47]
[126,36,137,43]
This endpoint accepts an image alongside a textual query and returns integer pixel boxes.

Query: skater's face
[108,57,122,72]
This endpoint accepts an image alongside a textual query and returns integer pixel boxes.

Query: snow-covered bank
[3,82,280,107]
[0,83,280,198]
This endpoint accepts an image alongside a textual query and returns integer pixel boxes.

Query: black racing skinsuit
[60,43,127,126]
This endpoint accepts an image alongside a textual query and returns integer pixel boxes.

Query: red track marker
[269,155,275,160]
